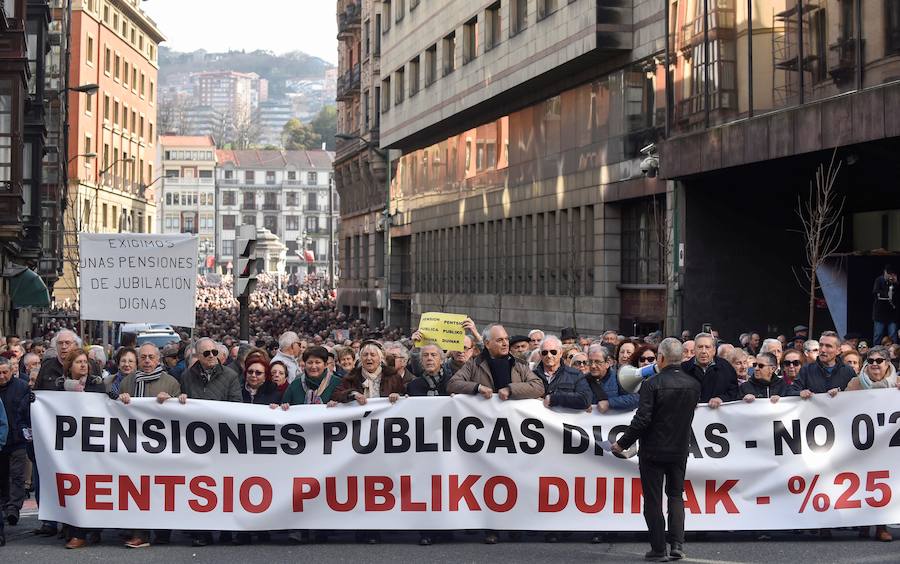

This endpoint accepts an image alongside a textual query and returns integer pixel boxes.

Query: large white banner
[78,233,198,327]
[32,390,900,531]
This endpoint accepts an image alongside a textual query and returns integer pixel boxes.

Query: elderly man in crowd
[272,331,302,383]
[0,357,29,528]
[528,329,545,352]
[681,332,739,408]
[788,331,855,400]
[759,338,783,365]
[586,344,639,413]
[180,338,242,404]
[509,335,531,362]
[534,335,591,411]
[115,343,181,549]
[448,323,543,544]
[21,353,40,387]
[443,335,476,376]
[35,329,78,391]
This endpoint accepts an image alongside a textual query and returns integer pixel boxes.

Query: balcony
[219,178,238,185]
[262,203,280,211]
[678,4,736,52]
[241,202,257,211]
[337,1,361,40]
[337,63,361,101]
[166,177,215,186]
[0,181,22,241]
[829,37,861,86]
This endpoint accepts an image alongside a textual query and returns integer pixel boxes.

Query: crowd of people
[1,307,899,550]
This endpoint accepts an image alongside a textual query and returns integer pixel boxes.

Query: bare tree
[793,150,845,335]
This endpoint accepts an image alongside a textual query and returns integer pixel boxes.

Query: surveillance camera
[640,155,659,178]
[640,143,657,156]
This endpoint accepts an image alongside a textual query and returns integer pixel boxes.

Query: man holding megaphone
[612,338,701,562]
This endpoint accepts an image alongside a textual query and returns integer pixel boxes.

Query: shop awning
[3,264,51,309]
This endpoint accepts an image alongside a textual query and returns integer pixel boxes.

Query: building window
[443,32,456,76]
[266,170,276,184]
[511,0,528,35]
[84,135,91,155]
[888,0,900,54]
[286,191,298,206]
[86,35,94,63]
[263,215,278,233]
[222,239,234,257]
[538,0,557,20]
[102,203,108,227]
[242,215,256,226]
[374,14,382,54]
[394,67,405,105]
[306,192,318,211]
[264,192,278,209]
[395,0,405,22]
[409,56,420,96]
[286,215,299,230]
[242,192,255,209]
[383,0,391,31]
[381,77,391,111]
[123,61,129,87]
[306,216,319,231]
[85,92,93,113]
[463,18,478,64]
[621,198,665,285]
[486,2,502,50]
[245,170,255,183]
[425,44,437,86]
[307,171,318,185]
[104,47,111,73]
[223,215,236,230]
[114,54,120,79]
[222,191,236,205]
[224,170,234,180]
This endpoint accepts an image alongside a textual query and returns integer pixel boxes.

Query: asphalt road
[2,513,898,563]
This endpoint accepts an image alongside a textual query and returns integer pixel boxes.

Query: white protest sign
[31,390,900,531]
[78,233,199,327]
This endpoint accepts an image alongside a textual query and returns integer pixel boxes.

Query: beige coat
[118,371,181,398]
[447,353,544,399]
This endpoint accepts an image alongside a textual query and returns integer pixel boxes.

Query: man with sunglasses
[534,335,591,411]
[787,331,855,400]
[739,352,786,403]
[680,332,739,408]
[179,338,242,404]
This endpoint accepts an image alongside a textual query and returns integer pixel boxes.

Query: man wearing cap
[161,343,185,381]
[560,327,578,346]
[872,264,898,345]
[509,335,530,362]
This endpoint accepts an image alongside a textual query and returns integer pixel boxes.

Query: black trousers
[638,456,687,553]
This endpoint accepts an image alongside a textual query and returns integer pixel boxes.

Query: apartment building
[158,135,217,271]
[216,150,337,276]
[59,0,165,302]
[334,0,389,326]
[361,0,900,340]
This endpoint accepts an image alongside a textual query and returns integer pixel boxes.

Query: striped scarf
[134,365,164,397]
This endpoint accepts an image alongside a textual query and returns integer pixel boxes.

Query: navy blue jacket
[681,357,740,403]
[533,364,592,409]
[786,359,855,395]
[0,397,7,449]
[0,376,30,452]
[590,368,640,410]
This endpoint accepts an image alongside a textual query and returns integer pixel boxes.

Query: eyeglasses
[753,363,773,369]
[590,359,607,366]
[640,356,656,363]
[782,360,802,367]
[806,348,819,353]
[201,350,217,357]
[246,369,266,376]
[572,360,588,367]
[540,349,559,357]
[868,357,887,365]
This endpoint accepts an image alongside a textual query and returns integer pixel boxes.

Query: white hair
[419,343,445,362]
[483,324,506,343]
[658,338,684,363]
[803,339,820,352]
[540,335,562,350]
[760,339,782,354]
[88,345,107,364]
[587,343,609,360]
[278,331,299,350]
[360,343,385,363]
[528,329,544,339]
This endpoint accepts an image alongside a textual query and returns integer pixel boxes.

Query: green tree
[282,118,321,150]
[311,105,337,151]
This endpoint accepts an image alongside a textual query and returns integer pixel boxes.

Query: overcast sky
[141,0,338,64]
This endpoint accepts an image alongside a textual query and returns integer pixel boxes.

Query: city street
[2,511,897,563]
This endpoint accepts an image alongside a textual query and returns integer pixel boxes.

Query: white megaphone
[618,363,658,393]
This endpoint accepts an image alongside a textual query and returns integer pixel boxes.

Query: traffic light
[233,224,258,298]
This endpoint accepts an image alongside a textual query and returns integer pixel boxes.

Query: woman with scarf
[846,346,900,542]
[105,347,137,395]
[269,360,290,397]
[59,349,105,549]
[331,342,405,406]
[280,346,342,406]
[242,356,282,406]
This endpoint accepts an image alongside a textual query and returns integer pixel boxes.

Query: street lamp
[68,83,99,95]
[335,133,393,326]
[67,151,96,165]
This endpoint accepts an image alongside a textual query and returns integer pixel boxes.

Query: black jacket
[35,357,64,391]
[406,367,451,397]
[533,364,592,409]
[241,380,283,405]
[0,376,30,452]
[787,358,855,395]
[740,375,788,399]
[681,357,740,403]
[872,274,898,321]
[618,365,701,462]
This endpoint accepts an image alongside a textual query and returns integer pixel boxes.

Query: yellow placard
[415,312,467,352]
